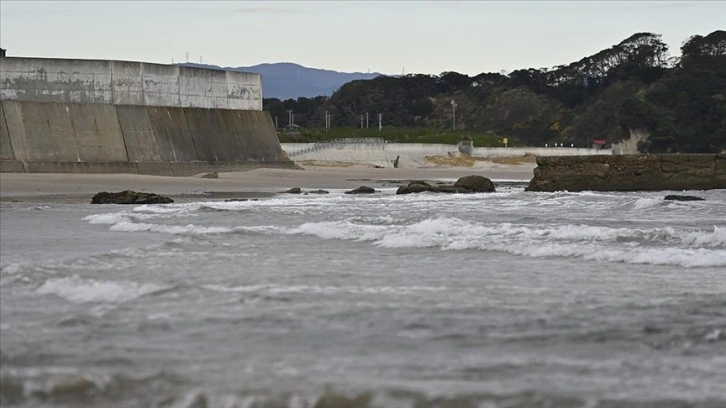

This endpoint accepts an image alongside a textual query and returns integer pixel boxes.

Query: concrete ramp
[0,102,15,160]
[117,105,162,162]
[1,101,294,175]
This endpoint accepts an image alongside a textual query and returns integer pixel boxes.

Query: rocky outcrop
[397,175,496,195]
[454,175,496,192]
[91,190,174,204]
[526,154,726,192]
[345,186,376,194]
[664,195,705,201]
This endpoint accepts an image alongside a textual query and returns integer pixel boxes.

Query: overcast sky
[1,1,723,76]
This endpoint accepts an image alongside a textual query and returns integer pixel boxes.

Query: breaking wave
[35,275,170,303]
[289,218,726,267]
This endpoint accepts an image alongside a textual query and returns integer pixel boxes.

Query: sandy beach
[0,162,536,203]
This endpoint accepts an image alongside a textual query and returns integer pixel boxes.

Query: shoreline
[0,163,535,204]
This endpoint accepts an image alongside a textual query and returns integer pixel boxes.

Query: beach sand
[0,162,536,203]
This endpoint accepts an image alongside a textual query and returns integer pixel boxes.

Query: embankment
[526,154,726,191]
[0,101,294,176]
[0,57,293,175]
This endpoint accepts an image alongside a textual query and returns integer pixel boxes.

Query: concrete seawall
[1,100,294,176]
[1,57,293,175]
[0,57,261,110]
[526,154,726,192]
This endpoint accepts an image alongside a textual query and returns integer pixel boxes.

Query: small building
[283,123,301,134]
[592,139,607,149]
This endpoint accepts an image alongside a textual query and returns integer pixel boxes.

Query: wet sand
[0,163,536,203]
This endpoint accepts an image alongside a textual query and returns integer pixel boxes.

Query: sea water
[1,186,725,407]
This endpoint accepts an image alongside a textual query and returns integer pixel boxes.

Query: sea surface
[1,185,725,407]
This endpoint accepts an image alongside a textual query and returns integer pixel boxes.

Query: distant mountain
[179,62,384,100]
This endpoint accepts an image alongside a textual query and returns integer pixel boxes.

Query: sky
[1,1,723,76]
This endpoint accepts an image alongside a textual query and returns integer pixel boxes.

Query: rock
[225,198,259,202]
[395,179,484,195]
[282,187,302,194]
[526,154,726,192]
[664,194,705,201]
[201,172,218,179]
[454,175,496,192]
[396,181,434,195]
[91,190,173,204]
[306,189,330,194]
[345,186,376,194]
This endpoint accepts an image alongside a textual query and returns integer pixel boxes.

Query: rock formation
[396,175,496,195]
[91,191,174,204]
[526,154,726,192]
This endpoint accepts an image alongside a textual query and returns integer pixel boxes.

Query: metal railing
[287,138,386,157]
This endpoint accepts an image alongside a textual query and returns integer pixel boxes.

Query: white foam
[83,213,130,225]
[679,226,726,247]
[35,275,167,303]
[109,221,231,235]
[286,217,726,267]
[290,220,390,242]
[633,198,662,210]
[202,283,448,295]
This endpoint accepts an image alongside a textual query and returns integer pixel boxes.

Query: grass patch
[278,127,506,146]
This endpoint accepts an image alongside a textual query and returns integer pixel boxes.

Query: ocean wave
[35,275,170,304]
[109,221,232,235]
[201,283,448,296]
[632,197,664,210]
[288,218,726,267]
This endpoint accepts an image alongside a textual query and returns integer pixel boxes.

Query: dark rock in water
[201,172,218,179]
[396,181,434,195]
[282,187,302,194]
[225,198,259,202]
[306,189,330,195]
[454,175,496,192]
[396,176,496,195]
[345,186,376,194]
[664,194,705,201]
[91,190,173,204]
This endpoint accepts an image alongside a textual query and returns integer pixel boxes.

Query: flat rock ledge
[91,190,174,204]
[526,154,726,192]
[397,175,496,195]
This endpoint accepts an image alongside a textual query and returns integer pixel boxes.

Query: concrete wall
[280,142,611,168]
[1,100,294,176]
[0,57,294,175]
[0,57,262,110]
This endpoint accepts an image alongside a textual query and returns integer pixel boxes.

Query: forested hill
[264,31,726,154]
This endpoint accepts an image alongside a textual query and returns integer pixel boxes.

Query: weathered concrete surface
[0,101,294,175]
[0,57,262,110]
[526,154,726,192]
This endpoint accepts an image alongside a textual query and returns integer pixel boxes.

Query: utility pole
[451,100,457,131]
[288,110,293,126]
[360,115,364,129]
[366,112,369,129]
[378,113,382,131]
[186,51,189,63]
[325,110,330,131]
